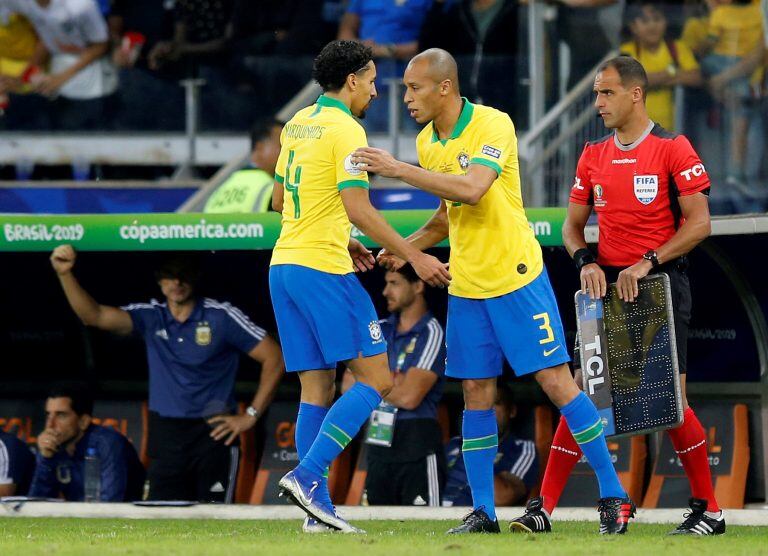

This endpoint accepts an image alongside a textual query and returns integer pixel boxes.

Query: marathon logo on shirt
[481,145,502,159]
[344,153,364,176]
[633,175,659,205]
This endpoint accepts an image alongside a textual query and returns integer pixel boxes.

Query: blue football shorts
[269,264,387,372]
[446,269,570,379]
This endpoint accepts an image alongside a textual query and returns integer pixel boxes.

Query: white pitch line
[1,502,768,526]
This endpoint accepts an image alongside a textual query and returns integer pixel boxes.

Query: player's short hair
[250,118,283,149]
[154,254,201,287]
[313,40,374,92]
[599,55,649,96]
[47,382,95,417]
[393,264,421,284]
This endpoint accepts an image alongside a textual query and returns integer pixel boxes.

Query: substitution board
[575,273,684,437]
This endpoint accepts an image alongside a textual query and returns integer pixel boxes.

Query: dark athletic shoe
[447,507,501,534]
[598,497,635,534]
[669,498,726,536]
[509,497,552,533]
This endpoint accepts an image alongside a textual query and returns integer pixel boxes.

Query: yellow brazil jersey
[620,40,699,130]
[416,99,542,299]
[271,95,369,274]
[0,13,37,77]
[709,4,764,57]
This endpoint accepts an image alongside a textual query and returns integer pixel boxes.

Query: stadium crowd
[0,0,766,206]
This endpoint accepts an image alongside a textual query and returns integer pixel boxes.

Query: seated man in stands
[204,118,283,213]
[342,264,446,506]
[443,382,538,507]
[0,428,35,497]
[50,246,284,503]
[29,383,145,501]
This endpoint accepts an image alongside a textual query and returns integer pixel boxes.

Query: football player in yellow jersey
[354,49,632,535]
[271,40,450,534]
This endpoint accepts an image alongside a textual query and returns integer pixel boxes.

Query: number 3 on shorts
[533,312,555,345]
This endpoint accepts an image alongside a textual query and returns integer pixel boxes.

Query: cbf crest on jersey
[457,151,469,171]
[634,175,659,205]
[195,322,212,346]
[368,320,383,343]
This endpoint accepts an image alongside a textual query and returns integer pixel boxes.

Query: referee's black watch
[642,250,660,268]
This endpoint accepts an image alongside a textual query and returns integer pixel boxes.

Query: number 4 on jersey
[285,150,302,219]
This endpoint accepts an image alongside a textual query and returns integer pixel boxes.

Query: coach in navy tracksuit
[29,383,144,501]
[50,245,285,503]
[0,430,35,497]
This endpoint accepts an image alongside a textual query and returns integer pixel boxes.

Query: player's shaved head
[408,48,460,92]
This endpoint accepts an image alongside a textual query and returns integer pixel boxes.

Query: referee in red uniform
[510,56,725,536]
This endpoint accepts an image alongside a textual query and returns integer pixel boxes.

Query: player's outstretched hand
[411,252,451,288]
[376,248,406,271]
[51,244,77,275]
[616,260,652,302]
[348,237,376,272]
[580,262,606,300]
[352,147,402,178]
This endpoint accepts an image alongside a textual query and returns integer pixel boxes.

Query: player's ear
[78,413,92,432]
[439,79,451,97]
[346,72,357,91]
[632,85,644,104]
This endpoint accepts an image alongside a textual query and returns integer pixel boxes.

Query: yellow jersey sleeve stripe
[275,173,284,184]
[470,157,502,176]
[338,179,369,190]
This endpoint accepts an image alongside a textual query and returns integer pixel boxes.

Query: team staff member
[50,246,285,503]
[510,55,723,536]
[0,429,35,497]
[443,383,538,508]
[204,118,284,213]
[29,383,144,501]
[342,264,446,507]
[271,40,450,534]
[354,48,631,535]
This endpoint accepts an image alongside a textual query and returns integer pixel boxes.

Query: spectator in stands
[0,429,35,496]
[204,118,284,213]
[342,265,446,506]
[338,0,432,130]
[418,0,524,125]
[443,382,538,508]
[0,8,37,116]
[148,0,234,72]
[699,0,764,193]
[681,0,718,58]
[555,0,618,89]
[621,2,703,130]
[50,246,285,503]
[28,383,145,502]
[1,0,118,130]
[108,0,175,71]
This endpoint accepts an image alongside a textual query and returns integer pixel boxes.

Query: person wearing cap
[50,244,285,503]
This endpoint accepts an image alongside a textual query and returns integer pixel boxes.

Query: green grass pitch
[1,518,766,555]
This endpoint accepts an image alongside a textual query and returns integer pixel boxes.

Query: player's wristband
[573,248,597,270]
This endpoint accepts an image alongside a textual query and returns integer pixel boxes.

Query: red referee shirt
[569,123,710,267]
